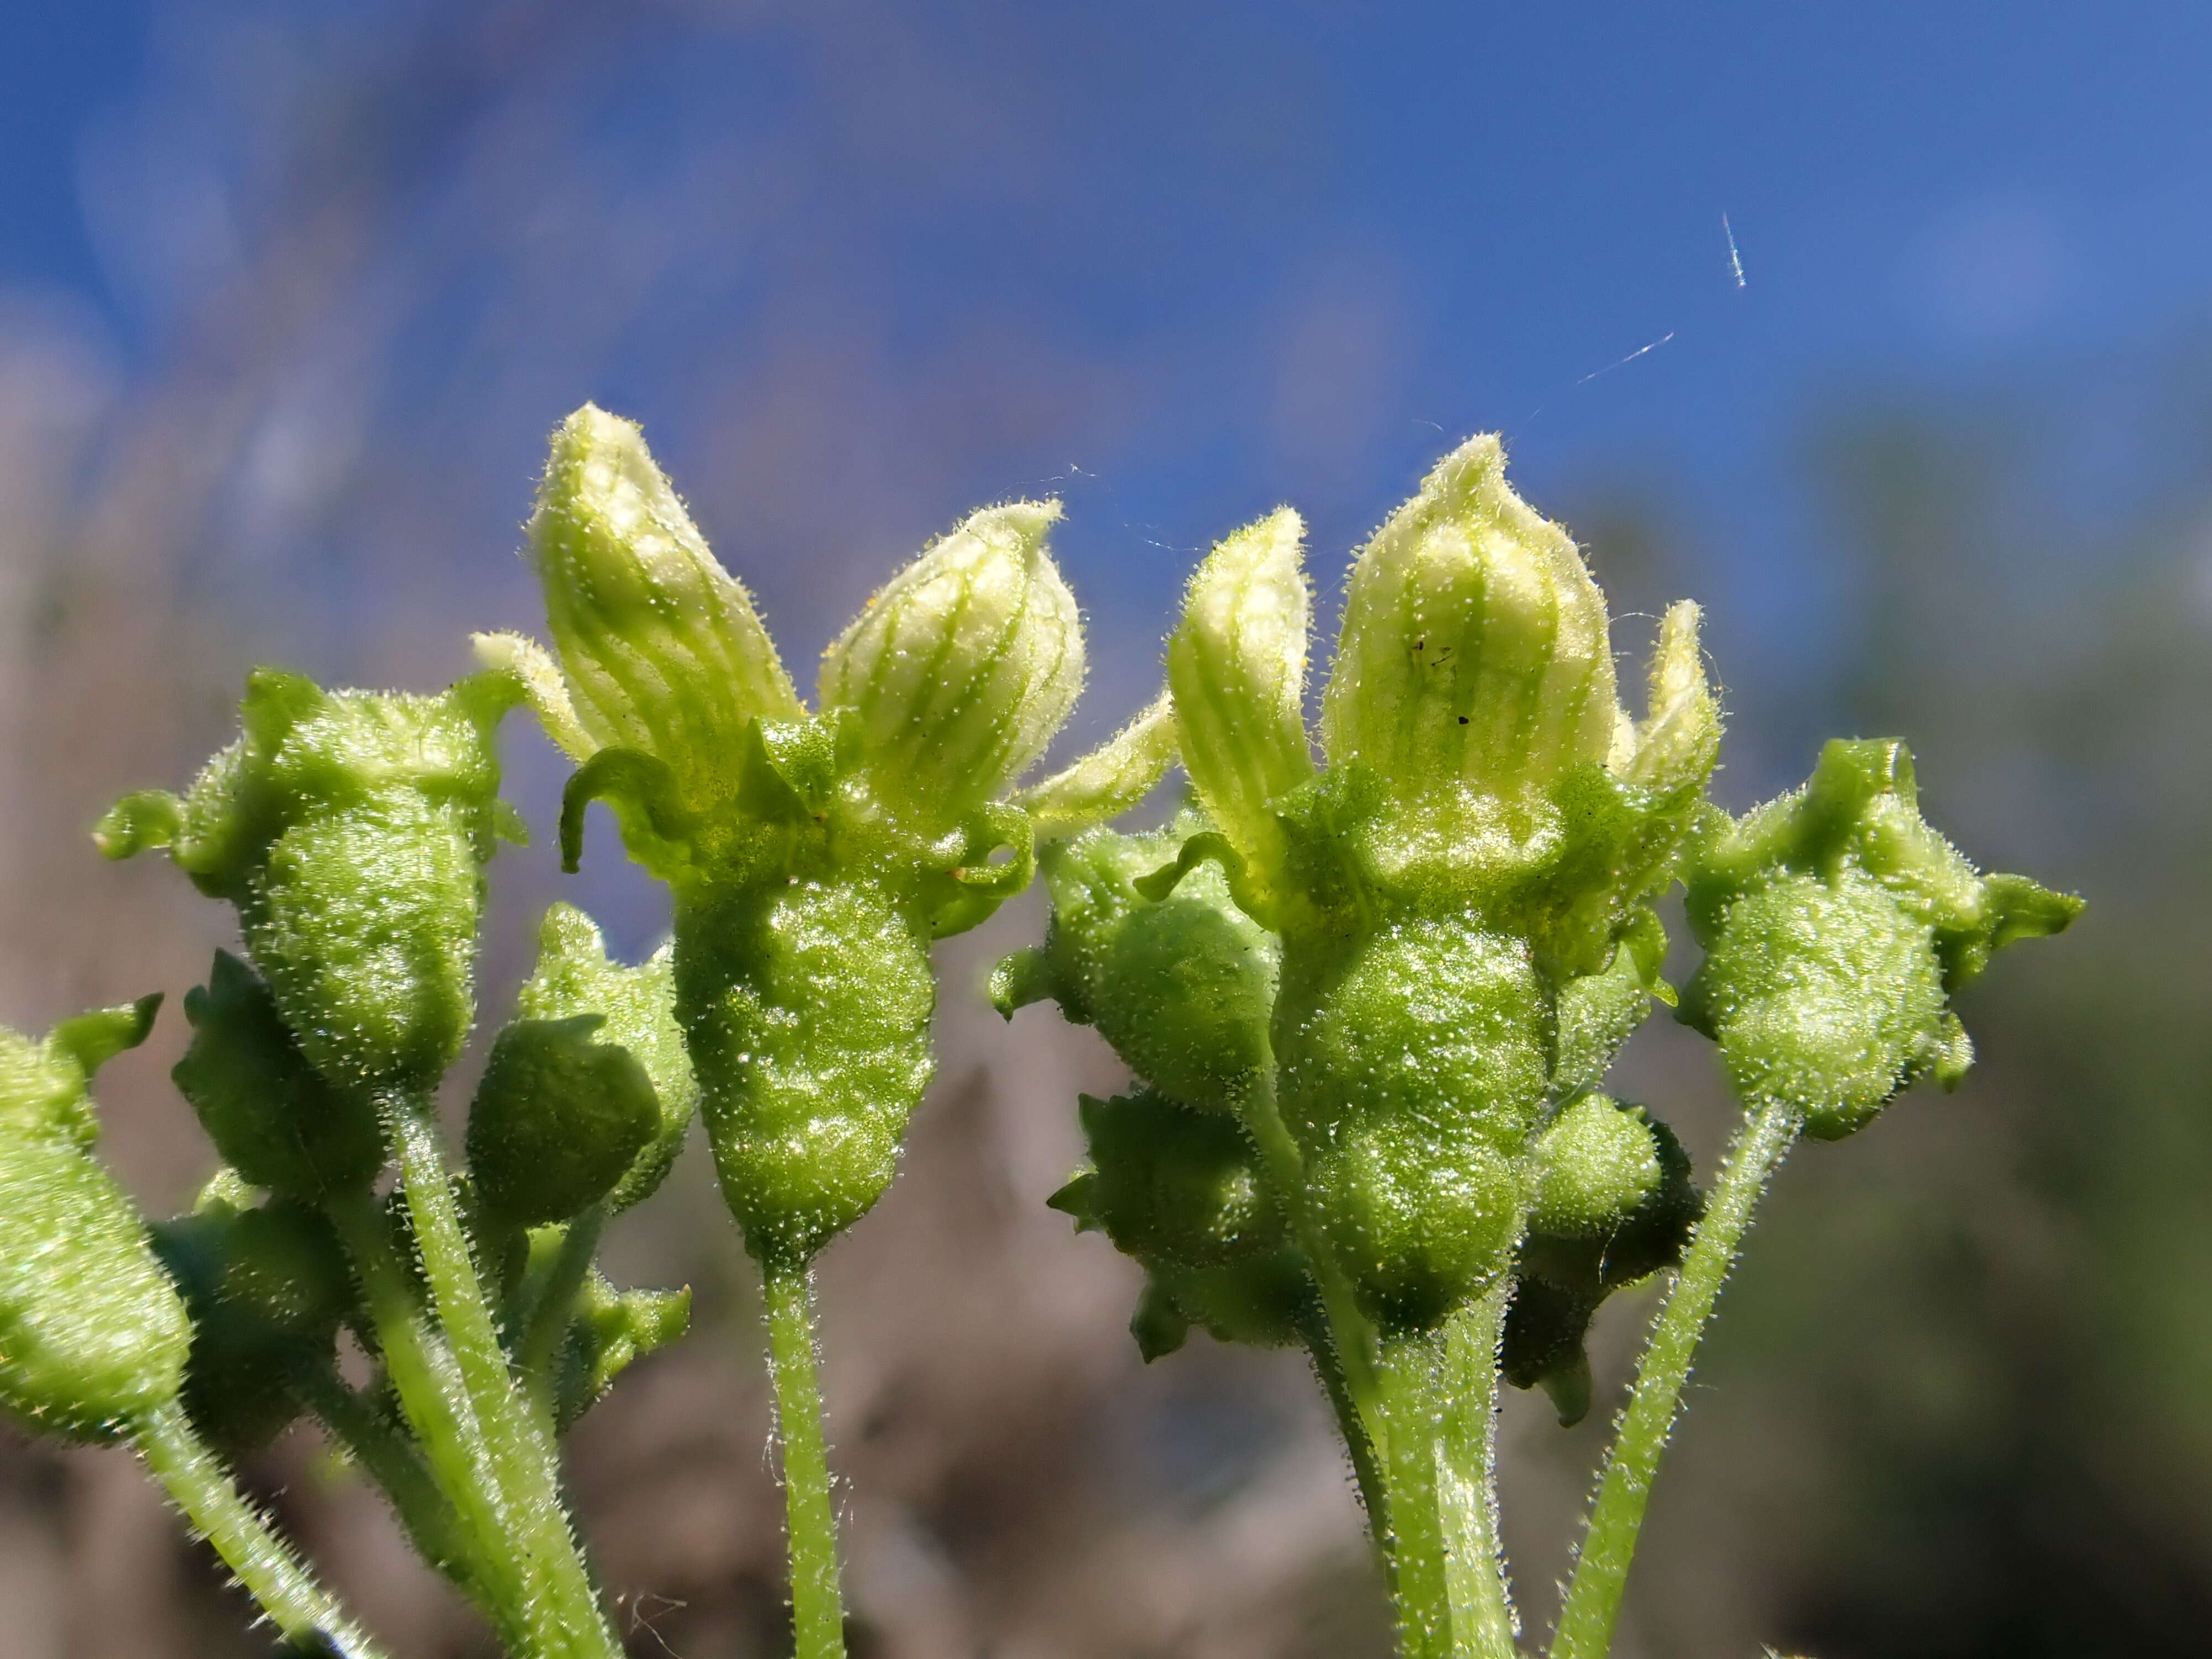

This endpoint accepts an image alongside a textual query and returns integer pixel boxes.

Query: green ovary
[1694,868,1946,1139]
[0,1132,190,1441]
[682,875,935,1269]
[247,796,482,1089]
[1278,915,1552,1330]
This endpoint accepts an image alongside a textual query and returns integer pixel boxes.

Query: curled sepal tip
[820,500,1084,828]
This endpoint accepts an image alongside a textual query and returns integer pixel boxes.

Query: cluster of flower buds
[494,406,1171,1270]
[1680,737,2081,1138]
[995,810,1305,1355]
[1020,436,1720,1361]
[72,652,696,1646]
[97,668,527,1092]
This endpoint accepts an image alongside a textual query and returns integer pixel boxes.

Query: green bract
[0,999,190,1442]
[494,404,1159,1269]
[1682,738,2083,1139]
[98,668,525,1089]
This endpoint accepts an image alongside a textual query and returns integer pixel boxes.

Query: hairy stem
[520,1205,606,1418]
[1300,1306,1391,1545]
[1374,1284,1517,1659]
[1434,1284,1519,1658]
[289,1359,480,1592]
[137,1400,387,1659]
[329,1187,534,1648]
[1241,1069,1394,1535]
[762,1262,848,1659]
[381,1094,620,1659]
[1548,1097,1799,1659]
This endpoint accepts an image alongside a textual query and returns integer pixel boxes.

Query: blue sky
[6,2,2209,761]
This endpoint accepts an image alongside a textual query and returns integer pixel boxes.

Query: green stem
[380,1094,622,1659]
[289,1360,481,1593]
[1299,1306,1391,1545]
[1374,1284,1518,1659]
[761,1262,847,1659]
[1241,1070,1392,1515]
[520,1206,605,1418]
[1548,1098,1799,1659]
[136,1400,387,1659]
[329,1188,534,1648]
[1434,1285,1519,1658]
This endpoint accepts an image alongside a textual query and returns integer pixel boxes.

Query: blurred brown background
[3,3,2209,1655]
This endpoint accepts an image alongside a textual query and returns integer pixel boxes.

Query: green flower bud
[1505,1100,1702,1424]
[154,1198,354,1455]
[1168,509,1315,867]
[173,951,384,1198]
[1050,1089,1307,1358]
[1133,1253,1312,1358]
[1682,739,2081,1138]
[682,877,934,1269]
[98,669,524,1090]
[1321,436,1617,806]
[467,1016,659,1225]
[528,404,801,793]
[513,904,697,1211]
[1691,869,1948,1139]
[995,816,1280,1114]
[819,500,1084,827]
[1528,1094,1662,1237]
[0,1006,189,1442]
[1050,1090,1283,1270]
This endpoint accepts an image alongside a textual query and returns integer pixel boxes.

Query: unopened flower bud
[1682,739,2081,1138]
[1168,509,1315,864]
[0,1006,189,1442]
[1050,1089,1284,1270]
[173,951,384,1199]
[1322,435,1618,804]
[819,501,1084,827]
[513,903,698,1212]
[1528,1094,1662,1237]
[99,669,524,1090]
[1506,1099,1702,1424]
[467,1015,660,1225]
[529,404,800,791]
[995,816,1279,1114]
